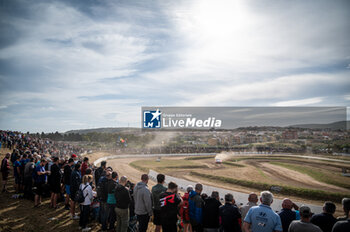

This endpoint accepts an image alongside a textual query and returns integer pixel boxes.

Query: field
[130,154,350,203]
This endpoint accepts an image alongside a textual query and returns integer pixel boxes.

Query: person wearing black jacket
[203,191,222,232]
[219,193,241,232]
[64,158,74,210]
[115,176,131,232]
[160,182,183,232]
[98,171,111,231]
[70,163,81,220]
[95,160,106,185]
[49,157,62,209]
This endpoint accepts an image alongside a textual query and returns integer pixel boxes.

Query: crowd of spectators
[1,130,350,232]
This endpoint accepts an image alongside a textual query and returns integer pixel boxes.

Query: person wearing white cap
[288,205,322,232]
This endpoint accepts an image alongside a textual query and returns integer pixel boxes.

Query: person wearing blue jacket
[189,183,204,232]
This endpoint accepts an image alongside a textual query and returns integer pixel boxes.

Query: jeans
[115,207,129,232]
[79,205,90,229]
[137,214,150,232]
[100,201,109,230]
[107,204,116,229]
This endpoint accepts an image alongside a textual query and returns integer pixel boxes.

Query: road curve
[93,152,324,214]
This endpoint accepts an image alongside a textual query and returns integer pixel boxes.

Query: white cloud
[167,0,349,75]
[272,97,323,106]
[176,72,349,106]
[0,0,349,132]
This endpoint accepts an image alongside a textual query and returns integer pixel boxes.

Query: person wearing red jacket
[180,185,193,232]
[81,157,89,176]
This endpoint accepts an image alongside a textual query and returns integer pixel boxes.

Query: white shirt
[80,183,93,205]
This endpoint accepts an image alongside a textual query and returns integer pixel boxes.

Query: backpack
[75,184,89,203]
[180,194,190,221]
[24,162,35,178]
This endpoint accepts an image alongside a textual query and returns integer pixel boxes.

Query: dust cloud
[214,151,237,161]
[145,131,179,148]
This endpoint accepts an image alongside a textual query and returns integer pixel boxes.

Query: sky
[0,0,349,133]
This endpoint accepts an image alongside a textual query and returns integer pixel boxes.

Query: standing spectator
[95,160,106,185]
[23,155,35,199]
[72,154,78,164]
[79,174,94,232]
[10,149,18,165]
[219,193,242,232]
[33,159,49,207]
[160,182,183,232]
[107,171,118,231]
[13,154,21,193]
[97,170,111,231]
[1,153,11,193]
[115,176,132,232]
[279,198,300,232]
[152,173,167,232]
[240,193,258,224]
[64,158,74,210]
[85,168,92,175]
[189,183,204,232]
[180,185,193,232]
[19,153,28,191]
[311,202,337,232]
[70,163,82,220]
[81,157,89,176]
[288,205,322,232]
[133,174,153,232]
[49,157,62,209]
[243,191,282,232]
[331,198,350,232]
[203,191,222,232]
[336,198,350,221]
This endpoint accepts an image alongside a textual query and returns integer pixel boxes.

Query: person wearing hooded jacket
[189,183,204,232]
[133,174,153,232]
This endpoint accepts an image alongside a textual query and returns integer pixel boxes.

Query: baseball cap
[71,154,77,158]
[299,205,311,217]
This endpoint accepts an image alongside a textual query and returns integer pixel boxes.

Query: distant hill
[290,121,349,130]
[65,127,140,134]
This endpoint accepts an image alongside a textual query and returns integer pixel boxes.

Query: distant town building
[282,129,298,140]
[208,138,218,146]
